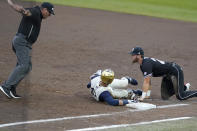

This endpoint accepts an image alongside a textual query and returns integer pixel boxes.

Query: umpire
[0,0,54,98]
[129,46,197,101]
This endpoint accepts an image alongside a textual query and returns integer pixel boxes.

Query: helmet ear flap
[101,69,115,85]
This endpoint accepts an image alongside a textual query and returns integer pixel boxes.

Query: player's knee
[19,64,31,73]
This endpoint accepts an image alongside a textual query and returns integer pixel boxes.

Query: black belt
[16,33,32,45]
[16,33,27,39]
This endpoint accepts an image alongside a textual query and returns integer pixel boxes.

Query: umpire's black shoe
[10,88,21,99]
[0,85,12,98]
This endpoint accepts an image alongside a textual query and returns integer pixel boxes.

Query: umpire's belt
[16,33,27,39]
[16,33,32,47]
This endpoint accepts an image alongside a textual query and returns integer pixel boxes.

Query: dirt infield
[0,1,197,131]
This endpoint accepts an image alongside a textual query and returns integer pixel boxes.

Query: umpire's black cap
[129,47,144,56]
[41,2,55,15]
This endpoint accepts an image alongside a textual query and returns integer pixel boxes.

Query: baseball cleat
[133,90,142,96]
[10,88,21,99]
[125,76,138,85]
[0,85,12,98]
[184,83,190,91]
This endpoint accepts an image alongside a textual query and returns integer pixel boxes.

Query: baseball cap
[129,47,144,56]
[41,2,55,15]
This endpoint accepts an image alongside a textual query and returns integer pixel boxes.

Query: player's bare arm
[7,0,31,16]
[139,76,151,101]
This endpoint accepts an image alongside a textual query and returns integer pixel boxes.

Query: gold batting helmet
[101,69,115,85]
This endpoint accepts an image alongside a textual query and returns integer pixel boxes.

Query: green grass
[25,0,197,22]
[103,117,197,131]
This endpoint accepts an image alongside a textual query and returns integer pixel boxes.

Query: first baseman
[129,46,197,101]
[0,0,54,98]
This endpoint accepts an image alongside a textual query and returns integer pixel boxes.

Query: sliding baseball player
[87,69,141,106]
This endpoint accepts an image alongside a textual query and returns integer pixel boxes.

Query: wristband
[147,90,151,97]
[141,92,147,99]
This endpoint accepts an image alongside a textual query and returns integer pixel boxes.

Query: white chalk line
[157,103,189,109]
[0,103,189,128]
[66,117,192,131]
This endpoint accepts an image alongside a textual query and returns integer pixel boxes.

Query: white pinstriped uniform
[90,70,130,101]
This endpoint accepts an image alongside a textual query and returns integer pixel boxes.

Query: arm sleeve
[99,91,119,106]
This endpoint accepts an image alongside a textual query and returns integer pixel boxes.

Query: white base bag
[126,102,156,110]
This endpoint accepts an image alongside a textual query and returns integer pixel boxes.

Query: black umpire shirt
[17,6,43,44]
[140,57,174,77]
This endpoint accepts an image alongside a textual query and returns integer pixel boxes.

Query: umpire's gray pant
[2,33,32,90]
